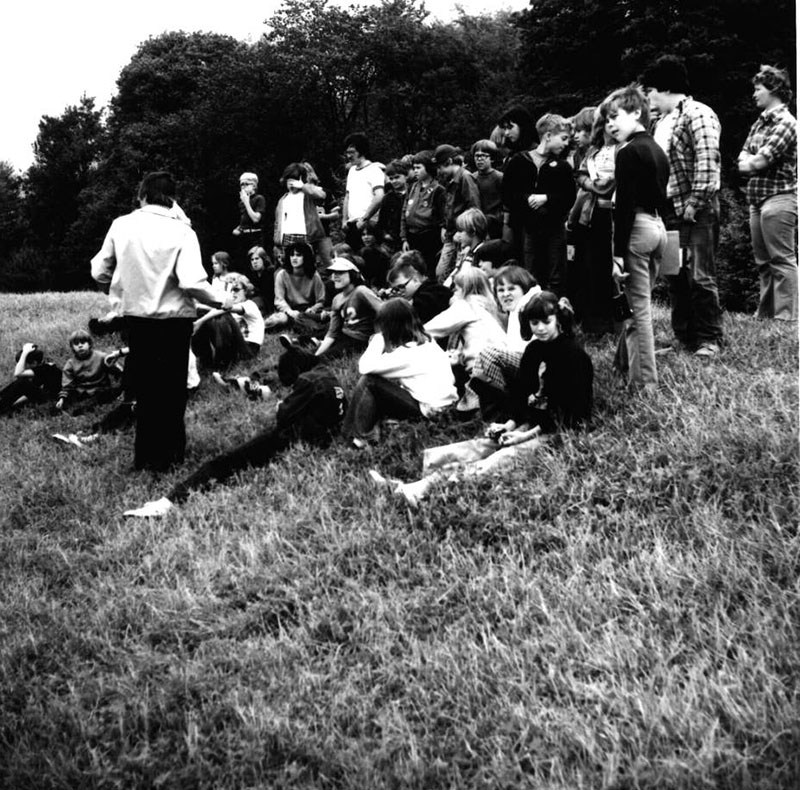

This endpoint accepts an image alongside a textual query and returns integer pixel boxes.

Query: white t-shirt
[281,190,307,236]
[235,299,265,347]
[346,161,385,221]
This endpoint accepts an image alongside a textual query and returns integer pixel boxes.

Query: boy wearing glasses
[387,261,451,324]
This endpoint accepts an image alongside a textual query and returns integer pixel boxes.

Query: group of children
[7,82,691,512]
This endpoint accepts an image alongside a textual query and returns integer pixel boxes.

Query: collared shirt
[91,204,217,319]
[660,97,721,217]
[740,103,798,206]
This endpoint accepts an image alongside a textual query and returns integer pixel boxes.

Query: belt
[240,228,262,234]
[634,207,659,217]
[596,198,613,209]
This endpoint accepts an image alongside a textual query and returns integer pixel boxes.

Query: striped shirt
[740,104,798,206]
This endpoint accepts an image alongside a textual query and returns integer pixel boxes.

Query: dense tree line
[0,0,794,310]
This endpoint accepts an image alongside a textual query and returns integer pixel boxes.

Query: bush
[0,245,54,293]
[717,183,759,314]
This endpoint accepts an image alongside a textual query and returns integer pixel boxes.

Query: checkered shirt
[740,103,798,206]
[664,98,721,217]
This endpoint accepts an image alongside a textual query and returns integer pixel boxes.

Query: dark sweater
[412,281,453,324]
[501,151,576,233]
[612,131,669,257]
[509,334,593,432]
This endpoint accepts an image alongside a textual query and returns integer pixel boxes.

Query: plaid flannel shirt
[740,103,798,206]
[664,98,721,217]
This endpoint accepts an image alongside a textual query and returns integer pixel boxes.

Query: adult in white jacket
[342,299,457,444]
[91,171,230,472]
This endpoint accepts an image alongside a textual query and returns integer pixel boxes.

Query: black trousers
[168,422,290,503]
[127,317,193,472]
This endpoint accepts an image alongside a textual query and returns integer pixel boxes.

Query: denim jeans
[341,374,421,440]
[666,201,723,346]
[749,193,798,321]
[617,213,666,387]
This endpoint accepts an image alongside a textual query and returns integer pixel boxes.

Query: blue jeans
[666,201,723,346]
[750,193,798,321]
[617,213,666,388]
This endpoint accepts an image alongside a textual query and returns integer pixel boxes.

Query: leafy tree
[0,161,23,259]
[21,97,105,288]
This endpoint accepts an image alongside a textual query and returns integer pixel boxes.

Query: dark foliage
[0,0,795,306]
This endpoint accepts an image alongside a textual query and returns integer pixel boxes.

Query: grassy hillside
[0,291,798,789]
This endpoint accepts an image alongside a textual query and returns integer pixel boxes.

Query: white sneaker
[52,433,86,449]
[123,497,174,518]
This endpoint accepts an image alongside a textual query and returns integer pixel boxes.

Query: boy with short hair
[360,226,391,289]
[469,139,504,238]
[433,143,481,283]
[56,329,121,412]
[377,159,411,253]
[232,172,266,264]
[501,114,576,293]
[387,261,452,324]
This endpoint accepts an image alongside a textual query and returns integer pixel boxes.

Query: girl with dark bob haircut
[282,241,317,279]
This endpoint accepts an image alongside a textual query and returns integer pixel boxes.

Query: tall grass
[0,291,797,789]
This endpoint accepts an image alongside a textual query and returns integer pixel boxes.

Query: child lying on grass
[0,343,61,415]
[123,368,346,517]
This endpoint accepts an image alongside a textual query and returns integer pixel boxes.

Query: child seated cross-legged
[55,329,123,414]
[369,292,593,507]
[342,298,457,447]
[277,258,383,386]
[264,242,327,336]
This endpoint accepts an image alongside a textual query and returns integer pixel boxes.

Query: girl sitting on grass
[277,258,383,386]
[192,273,264,366]
[370,292,593,507]
[470,265,541,420]
[424,266,506,411]
[264,242,327,335]
[343,298,457,447]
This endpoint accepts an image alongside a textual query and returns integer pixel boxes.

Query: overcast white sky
[1,0,528,173]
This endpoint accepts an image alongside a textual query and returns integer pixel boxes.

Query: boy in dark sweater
[501,114,576,294]
[434,144,481,283]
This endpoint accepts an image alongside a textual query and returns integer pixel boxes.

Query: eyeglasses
[390,279,411,292]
